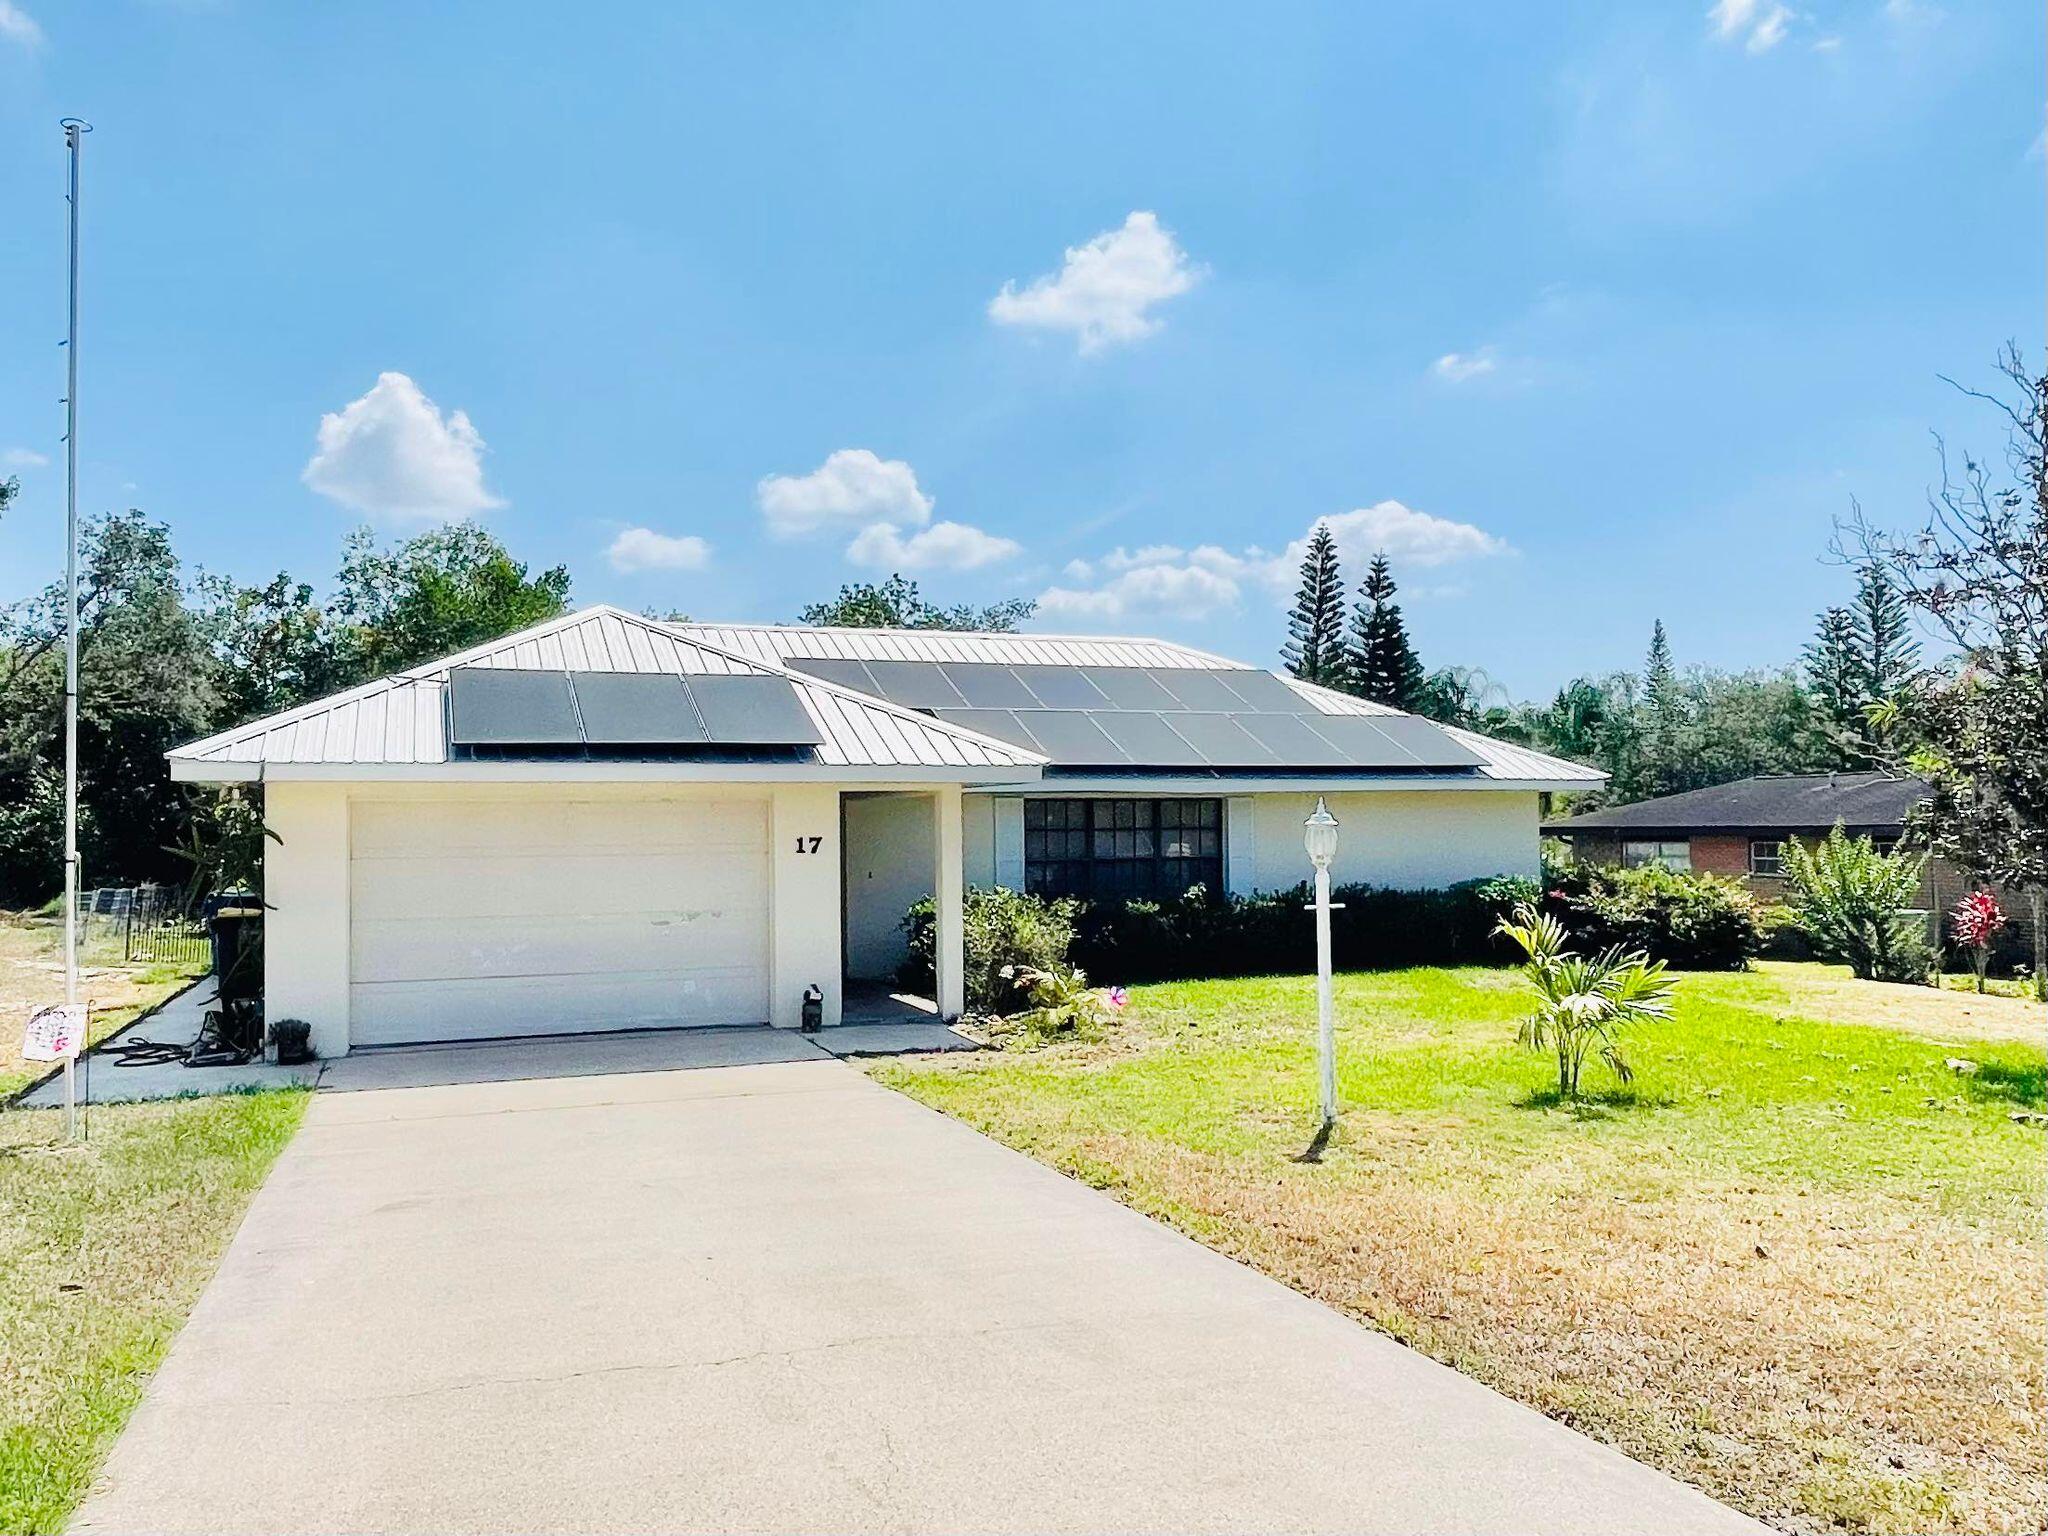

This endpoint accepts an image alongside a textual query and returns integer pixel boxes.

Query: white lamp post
[1303,797,1340,1129]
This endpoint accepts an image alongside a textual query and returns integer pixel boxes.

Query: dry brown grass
[1743,961,2045,1046]
[0,916,204,1098]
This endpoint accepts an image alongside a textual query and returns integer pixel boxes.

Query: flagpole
[61,118,91,1141]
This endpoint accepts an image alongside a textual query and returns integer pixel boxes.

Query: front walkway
[73,1049,1762,1534]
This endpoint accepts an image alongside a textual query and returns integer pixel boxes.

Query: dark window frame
[1023,797,1223,900]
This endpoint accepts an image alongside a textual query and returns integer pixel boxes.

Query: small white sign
[23,1002,87,1063]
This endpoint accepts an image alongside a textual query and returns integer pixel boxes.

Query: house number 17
[795,836,823,854]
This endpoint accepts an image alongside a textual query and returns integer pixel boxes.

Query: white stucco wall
[262,780,847,1054]
[843,793,935,981]
[1247,789,1540,892]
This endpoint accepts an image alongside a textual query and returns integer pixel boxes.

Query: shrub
[900,887,1081,1014]
[1544,862,1766,971]
[1782,823,1932,983]
[1949,890,2006,993]
[990,962,1118,1045]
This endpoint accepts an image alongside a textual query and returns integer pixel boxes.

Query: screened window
[1024,798,1222,900]
[1749,839,1785,878]
[1622,839,1692,872]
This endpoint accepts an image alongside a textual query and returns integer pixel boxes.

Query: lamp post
[1303,797,1340,1129]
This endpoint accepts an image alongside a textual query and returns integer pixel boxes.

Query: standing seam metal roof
[168,607,1046,773]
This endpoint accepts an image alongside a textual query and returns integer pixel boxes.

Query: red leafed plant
[1949,889,2007,993]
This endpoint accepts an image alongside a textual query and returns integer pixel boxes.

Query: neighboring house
[168,606,1600,1056]
[1543,771,2038,960]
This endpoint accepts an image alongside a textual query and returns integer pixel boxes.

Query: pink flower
[1950,889,2006,949]
[1106,986,1129,1010]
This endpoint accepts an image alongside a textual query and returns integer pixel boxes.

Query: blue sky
[0,1,2038,697]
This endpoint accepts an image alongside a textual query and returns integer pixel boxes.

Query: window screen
[1023,798,1222,900]
[1748,839,1785,878]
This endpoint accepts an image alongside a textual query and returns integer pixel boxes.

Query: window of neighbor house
[1749,839,1786,877]
[1622,839,1691,872]
[1024,798,1222,900]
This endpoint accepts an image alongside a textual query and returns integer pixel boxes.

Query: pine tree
[1851,562,1921,703]
[1346,553,1426,709]
[1803,605,1867,764]
[1639,619,1684,796]
[1643,618,1676,714]
[1281,523,1347,685]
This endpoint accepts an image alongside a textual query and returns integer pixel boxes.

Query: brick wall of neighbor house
[1687,835,1749,880]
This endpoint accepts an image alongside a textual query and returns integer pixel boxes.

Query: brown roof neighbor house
[1543,772,2037,963]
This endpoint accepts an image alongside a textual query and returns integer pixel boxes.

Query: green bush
[1781,823,1932,983]
[900,886,1081,1013]
[1543,861,1766,971]
[1067,877,1530,983]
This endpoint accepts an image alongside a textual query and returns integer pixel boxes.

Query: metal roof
[1543,772,1926,834]
[676,623,1249,670]
[167,609,1603,790]
[168,607,1047,781]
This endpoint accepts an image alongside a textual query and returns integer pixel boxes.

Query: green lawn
[872,963,2046,1536]
[0,1090,308,1534]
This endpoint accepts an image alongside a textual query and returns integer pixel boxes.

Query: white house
[166,606,1599,1056]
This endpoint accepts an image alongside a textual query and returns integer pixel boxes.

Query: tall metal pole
[60,118,91,1141]
[1313,861,1335,1127]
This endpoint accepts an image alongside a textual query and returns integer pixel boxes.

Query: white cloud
[2,447,50,469]
[757,448,932,538]
[1430,348,1500,384]
[606,527,711,574]
[846,519,1021,573]
[1304,501,1510,570]
[1708,0,1793,52]
[1037,561,1244,624]
[1039,501,1509,627]
[988,211,1200,353]
[301,372,503,522]
[0,2,44,48]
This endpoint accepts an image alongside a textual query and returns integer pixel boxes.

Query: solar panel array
[447,667,824,749]
[787,660,1483,771]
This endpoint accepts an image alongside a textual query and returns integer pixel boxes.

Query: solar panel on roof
[1150,669,1250,711]
[680,675,825,745]
[1214,670,1321,713]
[940,663,1038,709]
[569,672,707,744]
[1166,713,1282,766]
[863,660,967,708]
[788,657,879,693]
[448,667,582,745]
[1088,667,1184,710]
[1233,713,1357,767]
[1306,715,1486,769]
[1005,711,1130,764]
[929,709,1041,752]
[1008,665,1110,710]
[1092,711,1209,766]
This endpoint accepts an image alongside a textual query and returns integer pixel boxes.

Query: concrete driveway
[75,1042,1764,1534]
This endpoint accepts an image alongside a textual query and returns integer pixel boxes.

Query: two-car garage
[345,797,773,1047]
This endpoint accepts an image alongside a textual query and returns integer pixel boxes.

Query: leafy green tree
[1280,523,1346,685]
[1346,553,1426,708]
[798,573,1034,632]
[331,522,572,681]
[1781,823,1930,982]
[1850,344,2048,995]
[1416,664,1509,730]
[0,511,223,899]
[200,572,343,724]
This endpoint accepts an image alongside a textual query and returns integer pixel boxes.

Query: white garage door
[348,797,771,1046]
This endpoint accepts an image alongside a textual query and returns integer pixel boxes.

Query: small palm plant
[1496,902,1675,1099]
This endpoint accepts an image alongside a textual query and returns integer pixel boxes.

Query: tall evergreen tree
[1850,562,1920,703]
[1346,552,1425,708]
[1281,523,1347,685]
[1643,618,1676,714]
[1803,605,1867,764]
